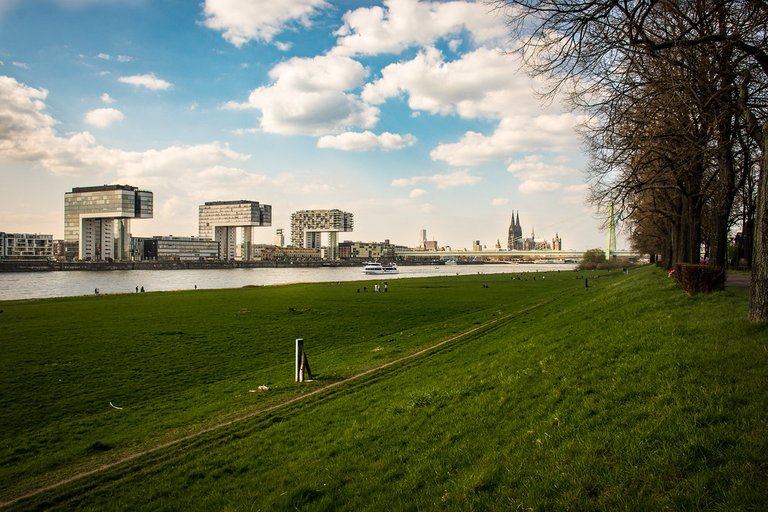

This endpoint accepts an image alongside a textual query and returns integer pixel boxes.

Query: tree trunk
[710,115,737,269]
[748,123,768,322]
[676,194,702,264]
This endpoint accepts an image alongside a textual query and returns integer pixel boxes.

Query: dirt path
[0,301,552,509]
[726,273,751,289]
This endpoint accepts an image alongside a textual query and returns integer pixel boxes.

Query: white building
[199,200,272,260]
[0,232,54,259]
[64,185,153,261]
[290,209,353,260]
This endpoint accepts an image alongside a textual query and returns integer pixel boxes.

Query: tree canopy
[489,0,768,321]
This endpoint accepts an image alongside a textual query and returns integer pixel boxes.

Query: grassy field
[0,266,766,510]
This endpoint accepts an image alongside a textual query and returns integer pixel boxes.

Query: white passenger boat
[362,262,399,275]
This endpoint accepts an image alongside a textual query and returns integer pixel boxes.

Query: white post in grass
[295,338,304,382]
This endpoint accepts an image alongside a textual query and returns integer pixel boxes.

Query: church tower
[507,213,516,250]
[507,211,523,250]
[552,232,562,251]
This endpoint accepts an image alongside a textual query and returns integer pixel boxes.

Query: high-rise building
[64,185,153,261]
[198,200,272,260]
[274,228,285,247]
[290,209,353,260]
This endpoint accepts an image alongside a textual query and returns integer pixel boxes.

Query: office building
[198,200,272,260]
[290,209,353,260]
[338,240,395,260]
[64,185,153,261]
[252,245,321,261]
[274,228,285,247]
[132,236,219,261]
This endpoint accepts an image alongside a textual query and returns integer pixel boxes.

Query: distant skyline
[0,0,628,251]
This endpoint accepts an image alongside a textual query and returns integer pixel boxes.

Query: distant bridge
[395,249,643,260]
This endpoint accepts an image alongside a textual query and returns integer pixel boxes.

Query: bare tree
[490,0,768,321]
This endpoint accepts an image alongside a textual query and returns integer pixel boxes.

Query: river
[0,263,577,301]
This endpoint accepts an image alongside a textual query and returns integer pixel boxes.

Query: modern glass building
[131,236,220,261]
[198,200,272,260]
[290,209,354,260]
[64,185,153,261]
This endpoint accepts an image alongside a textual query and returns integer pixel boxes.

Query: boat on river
[361,262,399,275]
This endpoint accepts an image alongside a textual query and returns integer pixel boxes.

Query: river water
[0,263,577,301]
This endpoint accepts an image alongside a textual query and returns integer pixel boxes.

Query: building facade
[131,236,220,261]
[252,244,321,261]
[507,211,523,250]
[274,228,285,247]
[552,233,562,251]
[0,232,54,259]
[338,240,396,260]
[198,200,272,260]
[64,185,153,261]
[290,209,353,260]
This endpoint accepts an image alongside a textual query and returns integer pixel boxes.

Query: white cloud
[505,155,584,195]
[224,54,378,136]
[317,130,416,151]
[491,197,508,206]
[409,188,426,199]
[299,182,332,194]
[506,154,575,180]
[97,53,133,62]
[363,46,556,120]
[331,0,506,56]
[430,114,586,166]
[202,0,328,47]
[565,183,589,194]
[118,73,173,91]
[12,61,29,69]
[274,41,293,52]
[232,127,260,136]
[84,107,124,128]
[392,169,480,189]
[0,75,248,180]
[53,0,145,7]
[519,180,561,194]
[100,92,116,104]
[420,203,435,213]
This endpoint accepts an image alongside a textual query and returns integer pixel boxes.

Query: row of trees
[491,0,767,321]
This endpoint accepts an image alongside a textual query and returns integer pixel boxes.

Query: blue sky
[0,0,624,251]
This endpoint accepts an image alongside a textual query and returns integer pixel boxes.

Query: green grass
[1,267,766,510]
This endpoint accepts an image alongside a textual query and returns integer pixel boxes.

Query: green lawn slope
[1,266,766,510]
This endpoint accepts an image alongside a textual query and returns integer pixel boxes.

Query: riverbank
[0,259,358,272]
[1,266,765,510]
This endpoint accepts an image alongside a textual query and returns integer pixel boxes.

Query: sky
[0,0,626,251]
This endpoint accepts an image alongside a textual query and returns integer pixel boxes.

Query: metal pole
[295,338,304,382]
